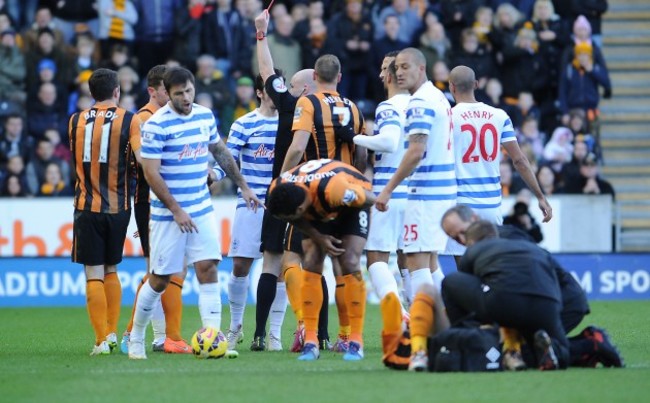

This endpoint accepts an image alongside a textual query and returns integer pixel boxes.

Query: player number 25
[461,123,498,163]
[403,224,418,242]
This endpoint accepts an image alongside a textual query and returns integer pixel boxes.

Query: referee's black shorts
[134,202,150,257]
[72,209,131,266]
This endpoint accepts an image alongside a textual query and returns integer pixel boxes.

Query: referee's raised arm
[255,10,274,83]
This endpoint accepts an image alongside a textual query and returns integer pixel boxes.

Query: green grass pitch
[0,301,648,402]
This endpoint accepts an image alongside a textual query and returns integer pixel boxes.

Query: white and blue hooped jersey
[225,109,278,209]
[141,103,219,221]
[372,93,410,199]
[404,81,456,201]
[452,102,516,210]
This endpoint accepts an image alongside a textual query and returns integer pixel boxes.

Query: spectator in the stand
[440,0,481,48]
[43,128,71,163]
[563,15,608,73]
[97,0,138,58]
[516,115,545,162]
[99,43,123,69]
[501,23,548,103]
[510,90,540,129]
[195,92,220,126]
[27,82,68,139]
[483,77,510,110]
[563,152,614,197]
[265,13,301,80]
[489,3,523,63]
[371,14,408,99]
[542,126,573,172]
[372,14,408,70]
[567,108,597,153]
[231,76,256,120]
[490,0,537,19]
[559,138,588,188]
[67,69,93,116]
[133,0,179,77]
[26,138,71,195]
[0,28,25,104]
[71,32,99,79]
[324,0,372,100]
[299,16,327,70]
[172,0,206,72]
[472,6,493,50]
[418,12,451,79]
[0,154,29,192]
[119,93,136,112]
[201,0,252,82]
[0,114,32,167]
[50,0,99,43]
[21,6,66,53]
[531,0,569,114]
[0,172,28,197]
[375,0,421,45]
[503,193,544,243]
[117,65,139,97]
[291,2,309,23]
[24,28,71,95]
[6,0,39,31]
[195,54,233,127]
[536,164,558,195]
[558,41,610,126]
[30,58,69,108]
[37,161,72,196]
[450,28,497,91]
[572,0,608,48]
[431,60,455,106]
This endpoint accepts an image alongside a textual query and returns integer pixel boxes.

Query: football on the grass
[191,327,227,359]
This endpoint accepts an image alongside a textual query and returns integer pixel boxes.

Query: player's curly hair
[267,183,307,218]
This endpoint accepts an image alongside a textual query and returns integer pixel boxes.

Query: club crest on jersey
[272,77,287,93]
[342,189,357,204]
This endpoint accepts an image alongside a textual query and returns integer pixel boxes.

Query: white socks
[409,268,434,302]
[199,282,222,330]
[151,298,166,343]
[131,281,162,342]
[228,274,249,332]
[431,268,445,292]
[368,262,400,300]
[269,282,288,338]
[400,268,412,305]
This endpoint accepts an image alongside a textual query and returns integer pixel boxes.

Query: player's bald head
[449,65,477,93]
[397,48,426,67]
[290,68,316,96]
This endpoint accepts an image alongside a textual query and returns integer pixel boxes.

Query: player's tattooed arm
[210,141,264,210]
[409,133,428,144]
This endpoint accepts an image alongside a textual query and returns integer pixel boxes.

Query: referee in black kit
[249,9,331,352]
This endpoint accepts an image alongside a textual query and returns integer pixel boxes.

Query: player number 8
[359,211,368,228]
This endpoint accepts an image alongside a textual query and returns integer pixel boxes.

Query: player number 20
[461,123,498,163]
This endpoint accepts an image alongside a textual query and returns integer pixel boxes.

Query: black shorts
[72,209,131,266]
[260,209,287,254]
[284,224,303,254]
[308,207,371,239]
[134,202,150,257]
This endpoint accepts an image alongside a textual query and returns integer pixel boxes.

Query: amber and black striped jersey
[133,102,160,205]
[69,105,142,213]
[292,91,365,166]
[270,159,371,222]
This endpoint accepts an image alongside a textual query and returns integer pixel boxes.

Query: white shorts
[474,206,504,225]
[442,237,466,256]
[149,212,222,275]
[229,206,263,259]
[402,199,456,254]
[366,198,406,252]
